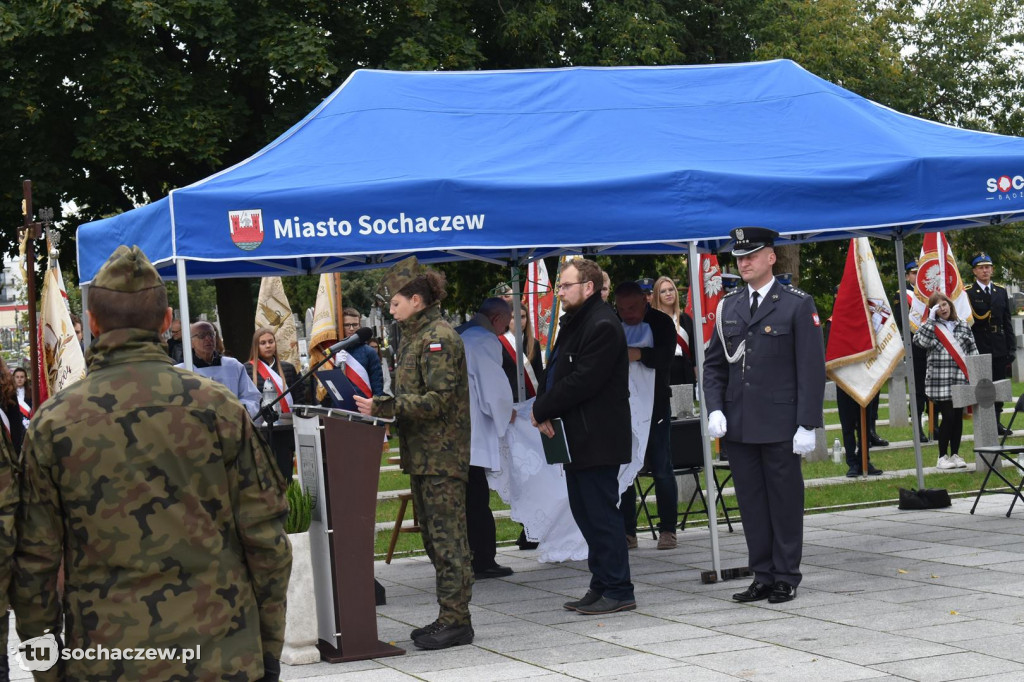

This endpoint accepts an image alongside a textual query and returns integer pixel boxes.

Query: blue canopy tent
[76,59,1024,578]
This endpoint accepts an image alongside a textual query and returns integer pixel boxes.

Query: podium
[293,406,405,662]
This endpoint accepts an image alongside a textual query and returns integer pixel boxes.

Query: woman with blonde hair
[651,275,696,385]
[244,327,306,476]
[913,292,977,470]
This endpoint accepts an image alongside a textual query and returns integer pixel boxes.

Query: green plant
[285,481,313,534]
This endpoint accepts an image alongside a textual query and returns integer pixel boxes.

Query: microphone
[326,327,374,356]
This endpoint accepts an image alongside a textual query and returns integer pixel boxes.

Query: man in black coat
[965,252,1017,435]
[703,227,826,604]
[532,258,634,615]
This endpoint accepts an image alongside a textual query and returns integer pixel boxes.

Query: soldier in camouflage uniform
[0,421,18,680]
[354,256,474,651]
[11,246,291,681]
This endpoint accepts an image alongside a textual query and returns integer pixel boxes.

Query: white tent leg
[177,259,194,370]
[894,238,926,489]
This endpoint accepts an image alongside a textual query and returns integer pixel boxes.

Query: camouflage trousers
[410,474,474,625]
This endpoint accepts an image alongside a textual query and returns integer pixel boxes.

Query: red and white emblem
[998,175,1012,193]
[228,209,264,251]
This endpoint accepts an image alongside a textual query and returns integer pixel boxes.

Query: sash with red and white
[0,409,9,441]
[339,350,373,398]
[18,395,31,422]
[256,360,293,413]
[499,332,539,398]
[934,322,970,381]
[675,322,692,361]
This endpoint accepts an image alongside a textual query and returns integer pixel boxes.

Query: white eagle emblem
[703,259,723,298]
[735,228,745,241]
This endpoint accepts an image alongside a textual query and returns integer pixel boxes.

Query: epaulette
[782,285,810,298]
[965,282,976,290]
[722,288,744,299]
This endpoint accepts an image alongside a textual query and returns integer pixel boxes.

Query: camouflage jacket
[12,328,291,681]
[373,305,471,479]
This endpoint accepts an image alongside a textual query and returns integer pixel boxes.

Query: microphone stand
[257,344,349,430]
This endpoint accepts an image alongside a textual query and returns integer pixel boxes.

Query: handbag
[898,487,952,510]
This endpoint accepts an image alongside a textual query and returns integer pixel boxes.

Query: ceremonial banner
[684,253,725,348]
[255,276,299,367]
[39,263,87,398]
[524,259,553,355]
[826,238,905,406]
[909,232,971,331]
[544,256,572,356]
[309,273,343,401]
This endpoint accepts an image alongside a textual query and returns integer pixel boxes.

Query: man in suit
[532,258,634,615]
[965,252,1017,436]
[703,227,826,604]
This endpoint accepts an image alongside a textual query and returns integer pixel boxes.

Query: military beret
[378,255,423,301]
[92,245,164,292]
[729,226,779,257]
[971,252,993,267]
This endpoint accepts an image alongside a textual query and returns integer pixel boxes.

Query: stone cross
[888,360,910,429]
[1014,333,1024,382]
[671,384,695,418]
[950,353,1013,474]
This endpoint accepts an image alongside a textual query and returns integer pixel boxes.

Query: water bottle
[832,438,842,464]
[262,380,279,417]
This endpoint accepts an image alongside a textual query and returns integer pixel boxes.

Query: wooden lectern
[294,407,404,663]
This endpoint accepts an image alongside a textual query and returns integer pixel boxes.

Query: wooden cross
[951,353,1013,474]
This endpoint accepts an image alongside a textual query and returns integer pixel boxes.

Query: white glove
[793,426,817,455]
[708,410,727,439]
[928,305,940,321]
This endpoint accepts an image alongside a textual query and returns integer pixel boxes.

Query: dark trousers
[266,425,295,479]
[466,465,498,571]
[932,399,964,456]
[621,405,677,534]
[725,439,804,588]
[992,355,1012,425]
[836,389,877,468]
[566,465,634,601]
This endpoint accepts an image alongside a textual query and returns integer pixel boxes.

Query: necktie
[750,291,759,316]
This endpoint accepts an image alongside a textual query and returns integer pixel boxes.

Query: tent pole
[895,237,926,488]
[177,259,194,371]
[510,257,526,402]
[689,242,721,580]
[81,284,92,348]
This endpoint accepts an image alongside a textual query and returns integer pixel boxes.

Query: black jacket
[533,293,631,469]
[630,305,676,417]
[243,358,308,405]
[501,337,545,400]
[669,312,698,386]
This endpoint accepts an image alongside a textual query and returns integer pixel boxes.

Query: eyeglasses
[343,322,361,330]
[192,331,214,340]
[557,281,584,291]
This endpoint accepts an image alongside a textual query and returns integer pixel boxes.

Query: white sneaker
[952,454,967,468]
[936,455,957,470]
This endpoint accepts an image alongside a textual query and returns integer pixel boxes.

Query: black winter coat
[533,293,631,470]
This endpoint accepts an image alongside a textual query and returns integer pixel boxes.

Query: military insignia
[812,313,821,327]
[764,325,772,333]
[229,209,264,251]
[735,228,744,240]
[772,294,779,300]
[428,342,442,352]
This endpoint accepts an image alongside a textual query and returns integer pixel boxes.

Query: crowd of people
[0,234,1015,674]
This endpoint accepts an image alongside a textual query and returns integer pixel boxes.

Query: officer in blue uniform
[965,253,1017,435]
[703,227,826,604]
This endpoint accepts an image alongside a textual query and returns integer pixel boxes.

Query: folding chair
[711,458,738,533]
[635,417,708,537]
[970,393,1024,517]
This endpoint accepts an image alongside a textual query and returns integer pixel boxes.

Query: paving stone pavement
[5,496,1022,681]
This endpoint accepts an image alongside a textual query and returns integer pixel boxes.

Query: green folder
[542,418,572,464]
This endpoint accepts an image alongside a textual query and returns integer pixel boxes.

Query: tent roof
[77,59,1024,283]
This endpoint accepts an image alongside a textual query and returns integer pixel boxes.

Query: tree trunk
[774,244,801,285]
[216,278,256,358]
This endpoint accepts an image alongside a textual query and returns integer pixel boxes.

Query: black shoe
[410,619,442,640]
[999,424,1014,437]
[575,595,636,615]
[768,582,797,603]
[732,580,773,602]
[413,623,475,649]
[867,464,884,476]
[846,466,862,478]
[474,564,513,580]
[868,432,889,447]
[563,590,602,611]
[517,540,539,550]
[918,431,930,443]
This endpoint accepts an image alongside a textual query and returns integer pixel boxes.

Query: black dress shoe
[474,564,514,580]
[845,466,862,478]
[999,424,1014,437]
[564,590,602,611]
[867,464,883,476]
[575,595,636,615]
[413,622,475,649]
[732,580,773,602]
[768,582,797,603]
[868,433,889,447]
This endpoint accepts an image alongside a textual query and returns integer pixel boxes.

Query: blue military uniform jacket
[703,281,826,444]
[965,282,1016,361]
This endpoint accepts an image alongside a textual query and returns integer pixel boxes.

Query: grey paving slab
[871,651,1024,681]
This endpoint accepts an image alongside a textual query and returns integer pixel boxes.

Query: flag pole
[19,181,44,406]
[860,405,869,478]
[895,236,926,488]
